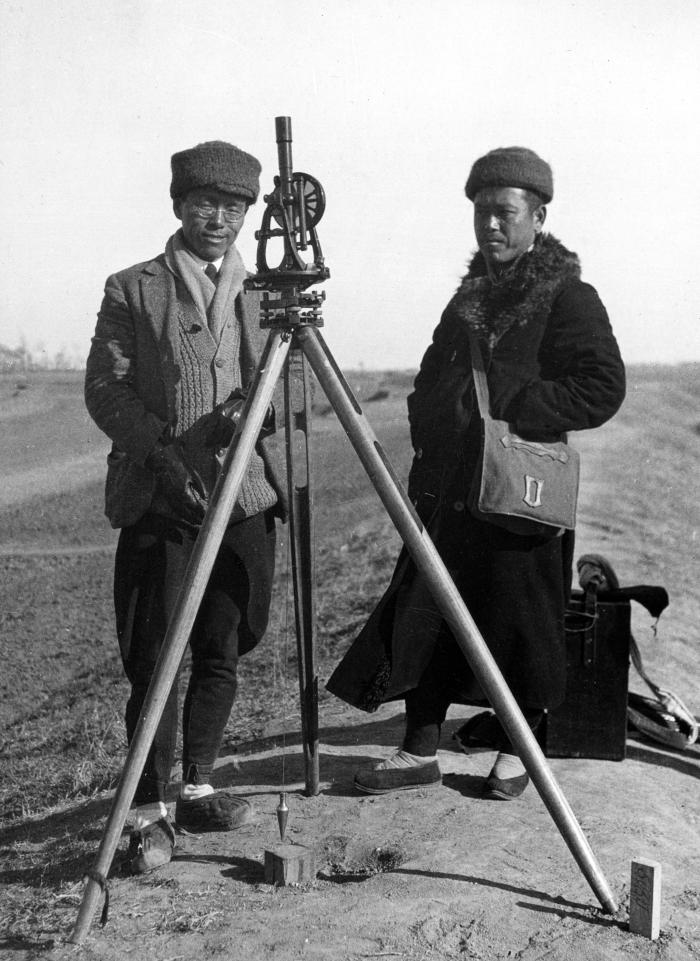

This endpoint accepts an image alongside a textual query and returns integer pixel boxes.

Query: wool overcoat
[327,234,626,713]
[85,253,287,529]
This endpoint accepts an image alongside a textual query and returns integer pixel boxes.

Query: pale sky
[1,0,699,370]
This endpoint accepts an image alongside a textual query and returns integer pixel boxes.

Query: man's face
[174,188,248,261]
[473,186,545,267]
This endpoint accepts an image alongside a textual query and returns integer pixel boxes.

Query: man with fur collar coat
[85,140,286,873]
[327,146,625,800]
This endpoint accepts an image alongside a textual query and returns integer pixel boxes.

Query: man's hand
[146,443,207,525]
[204,388,275,450]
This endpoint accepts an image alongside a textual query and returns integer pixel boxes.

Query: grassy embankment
[1,363,698,825]
[0,369,414,824]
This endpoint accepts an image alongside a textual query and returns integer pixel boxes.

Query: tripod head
[245,117,330,328]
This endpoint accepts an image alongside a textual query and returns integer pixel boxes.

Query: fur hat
[465,147,553,203]
[170,140,261,202]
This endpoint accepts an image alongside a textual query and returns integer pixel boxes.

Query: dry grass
[154,886,227,934]
[0,370,413,827]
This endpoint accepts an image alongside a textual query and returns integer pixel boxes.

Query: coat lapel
[137,260,266,413]
[139,257,179,349]
[139,257,180,418]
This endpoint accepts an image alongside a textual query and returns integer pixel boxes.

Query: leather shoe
[483,772,529,800]
[175,791,253,832]
[126,817,175,874]
[354,760,441,795]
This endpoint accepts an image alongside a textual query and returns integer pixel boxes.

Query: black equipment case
[538,588,631,761]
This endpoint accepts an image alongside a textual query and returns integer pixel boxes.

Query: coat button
[215,358,224,368]
[454,500,465,512]
[415,447,423,460]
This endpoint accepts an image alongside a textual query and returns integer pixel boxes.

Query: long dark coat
[327,234,626,713]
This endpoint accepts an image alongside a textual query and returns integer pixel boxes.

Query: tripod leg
[284,346,319,796]
[70,330,291,944]
[296,324,618,915]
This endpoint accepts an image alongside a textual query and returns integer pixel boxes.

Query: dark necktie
[205,263,218,286]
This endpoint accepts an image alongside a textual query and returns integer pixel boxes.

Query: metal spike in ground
[276,792,289,841]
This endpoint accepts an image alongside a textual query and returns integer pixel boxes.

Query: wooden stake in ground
[629,858,661,940]
[264,844,316,886]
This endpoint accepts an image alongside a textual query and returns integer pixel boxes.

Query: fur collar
[451,233,581,348]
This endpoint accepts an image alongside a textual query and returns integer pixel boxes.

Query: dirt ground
[4,701,700,961]
[1,368,699,960]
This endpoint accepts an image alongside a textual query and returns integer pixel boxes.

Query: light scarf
[165,229,247,342]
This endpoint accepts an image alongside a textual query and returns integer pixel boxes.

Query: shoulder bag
[467,329,580,537]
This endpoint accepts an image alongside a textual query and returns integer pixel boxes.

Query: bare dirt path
[6,701,699,961]
[0,543,114,558]
[0,453,108,511]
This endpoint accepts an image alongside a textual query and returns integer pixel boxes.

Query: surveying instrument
[71,117,618,942]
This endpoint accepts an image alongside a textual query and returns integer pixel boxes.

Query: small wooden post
[629,858,661,940]
[264,843,316,886]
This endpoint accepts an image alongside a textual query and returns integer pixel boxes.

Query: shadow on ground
[2,711,698,895]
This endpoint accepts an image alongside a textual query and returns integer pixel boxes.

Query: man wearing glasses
[85,141,286,873]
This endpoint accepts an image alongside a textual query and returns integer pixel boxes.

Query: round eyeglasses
[189,201,246,223]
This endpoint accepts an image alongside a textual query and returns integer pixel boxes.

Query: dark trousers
[400,499,556,757]
[114,511,276,804]
[402,628,543,756]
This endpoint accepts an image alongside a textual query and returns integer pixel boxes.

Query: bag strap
[628,633,662,700]
[628,635,699,745]
[466,328,491,421]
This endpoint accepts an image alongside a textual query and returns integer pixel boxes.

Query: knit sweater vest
[169,286,277,522]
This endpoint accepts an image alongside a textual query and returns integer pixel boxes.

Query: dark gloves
[204,388,275,451]
[145,442,207,525]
